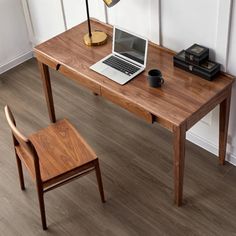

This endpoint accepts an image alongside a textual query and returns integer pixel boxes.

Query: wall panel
[63,0,106,30]
[0,0,32,73]
[161,0,218,55]
[227,0,236,162]
[228,1,236,76]
[27,0,66,44]
[106,0,160,43]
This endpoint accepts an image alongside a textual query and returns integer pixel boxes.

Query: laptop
[90,26,148,85]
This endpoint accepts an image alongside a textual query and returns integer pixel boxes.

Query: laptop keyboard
[103,56,140,76]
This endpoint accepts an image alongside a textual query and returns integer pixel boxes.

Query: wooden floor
[1,59,236,236]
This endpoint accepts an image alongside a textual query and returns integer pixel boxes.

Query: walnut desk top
[34,19,234,206]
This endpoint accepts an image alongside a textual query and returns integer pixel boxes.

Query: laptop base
[90,54,144,85]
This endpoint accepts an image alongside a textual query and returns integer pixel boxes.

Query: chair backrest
[5,105,29,147]
[4,105,41,180]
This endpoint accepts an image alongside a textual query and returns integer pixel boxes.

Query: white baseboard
[187,131,236,166]
[0,51,33,75]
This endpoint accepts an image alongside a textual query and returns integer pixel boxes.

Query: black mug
[148,69,164,88]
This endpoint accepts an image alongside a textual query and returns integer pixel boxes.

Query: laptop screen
[114,28,147,65]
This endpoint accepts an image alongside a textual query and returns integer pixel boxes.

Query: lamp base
[84,31,108,46]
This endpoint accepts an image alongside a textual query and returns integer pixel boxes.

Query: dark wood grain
[34,19,234,129]
[38,62,56,123]
[34,19,234,206]
[4,106,105,230]
[102,86,153,123]
[173,124,186,206]
[5,106,47,229]
[219,88,232,165]
[29,119,97,182]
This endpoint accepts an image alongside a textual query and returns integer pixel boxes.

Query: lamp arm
[85,0,92,37]
[84,0,120,45]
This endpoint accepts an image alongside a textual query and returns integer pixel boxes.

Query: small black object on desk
[148,69,164,88]
[185,44,209,65]
[173,44,221,81]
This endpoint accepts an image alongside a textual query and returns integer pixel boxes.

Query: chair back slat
[5,105,42,188]
[4,105,40,164]
[5,106,30,150]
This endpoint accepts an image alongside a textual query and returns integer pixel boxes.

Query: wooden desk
[34,19,234,206]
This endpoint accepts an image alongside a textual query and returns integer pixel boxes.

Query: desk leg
[173,124,186,206]
[38,62,56,123]
[219,90,231,165]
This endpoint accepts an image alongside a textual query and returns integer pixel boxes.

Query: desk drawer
[101,88,153,123]
[59,65,101,95]
[35,52,101,95]
[35,51,58,70]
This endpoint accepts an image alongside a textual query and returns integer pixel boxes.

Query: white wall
[161,0,218,54]
[227,0,236,163]
[21,0,236,165]
[26,0,66,43]
[0,0,32,74]
[25,0,159,45]
[107,0,160,43]
[24,0,106,45]
[63,0,106,30]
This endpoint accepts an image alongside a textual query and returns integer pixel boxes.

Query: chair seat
[16,119,97,184]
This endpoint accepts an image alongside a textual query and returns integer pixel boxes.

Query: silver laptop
[90,26,148,85]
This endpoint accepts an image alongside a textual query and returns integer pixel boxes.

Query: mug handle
[161,77,164,85]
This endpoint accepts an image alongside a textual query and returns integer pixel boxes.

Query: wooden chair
[4,105,105,230]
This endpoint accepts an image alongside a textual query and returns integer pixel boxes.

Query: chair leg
[94,160,105,203]
[36,185,47,230]
[15,153,25,190]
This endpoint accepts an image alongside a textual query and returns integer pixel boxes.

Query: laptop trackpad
[102,67,119,77]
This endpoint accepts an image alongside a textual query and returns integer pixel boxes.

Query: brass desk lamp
[84,0,120,46]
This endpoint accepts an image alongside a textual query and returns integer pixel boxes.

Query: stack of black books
[173,44,221,81]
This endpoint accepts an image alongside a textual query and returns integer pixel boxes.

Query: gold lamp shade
[84,0,121,46]
[103,0,120,7]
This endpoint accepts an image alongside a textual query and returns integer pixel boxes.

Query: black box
[185,44,209,65]
[173,50,220,81]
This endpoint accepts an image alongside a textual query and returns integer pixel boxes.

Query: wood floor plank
[0,58,236,235]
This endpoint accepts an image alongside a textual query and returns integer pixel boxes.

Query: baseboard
[226,153,236,166]
[0,51,33,75]
[187,131,236,166]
